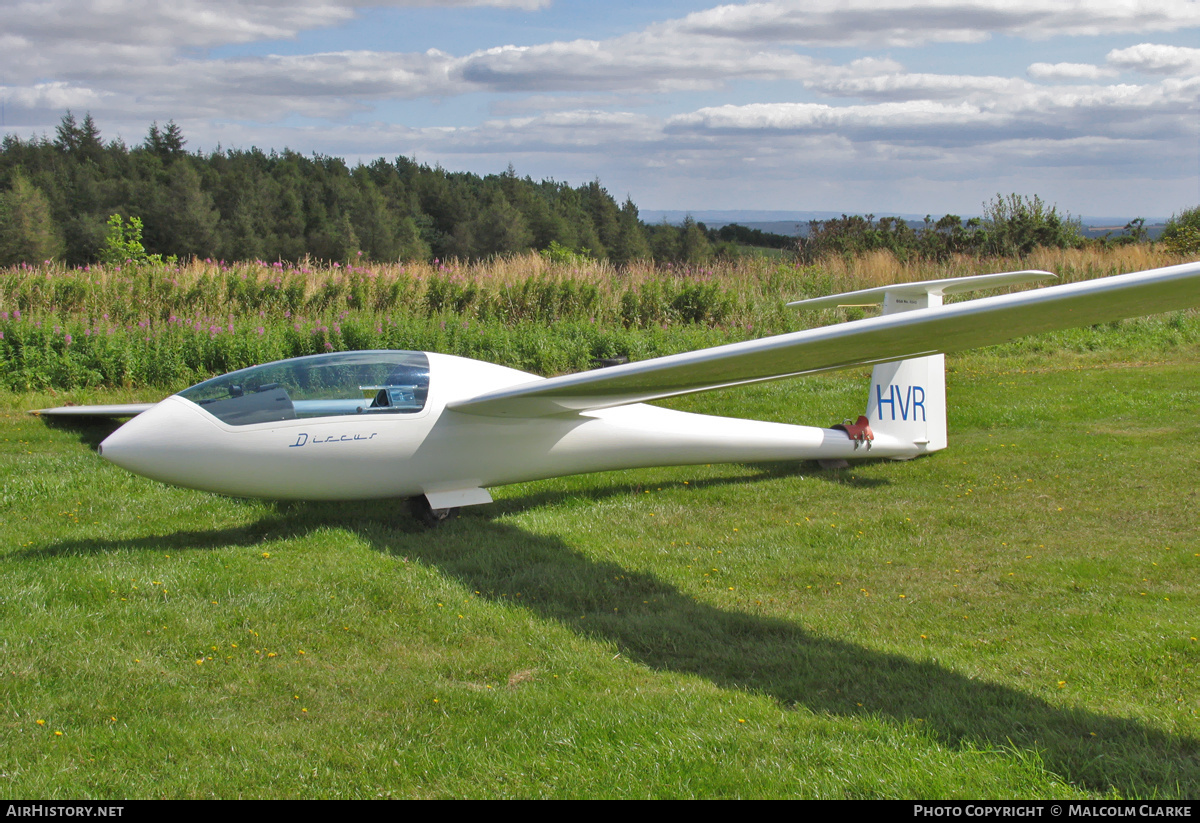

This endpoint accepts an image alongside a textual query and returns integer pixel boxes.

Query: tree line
[0,113,718,267]
[2,113,1195,267]
[794,198,1145,264]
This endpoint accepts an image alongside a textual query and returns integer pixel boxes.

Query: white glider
[35,262,1200,520]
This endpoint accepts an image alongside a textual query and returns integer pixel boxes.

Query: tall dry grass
[2,244,1194,392]
[7,245,1186,317]
[814,245,1189,289]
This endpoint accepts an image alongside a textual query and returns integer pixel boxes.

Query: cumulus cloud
[0,0,548,82]
[0,82,112,113]
[666,77,1196,148]
[170,50,463,115]
[453,32,825,92]
[811,72,1030,101]
[672,0,1200,48]
[1107,43,1200,75]
[1,0,351,53]
[6,1,1198,124]
[1027,62,1118,81]
[669,101,984,133]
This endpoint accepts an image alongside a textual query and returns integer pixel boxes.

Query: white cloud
[1107,43,1200,75]
[181,51,462,110]
[669,100,983,132]
[666,78,1196,147]
[0,0,549,83]
[812,72,1029,101]
[0,1,353,51]
[672,0,1200,48]
[1027,62,1118,81]
[0,82,112,112]
[0,49,469,124]
[6,1,1197,128]
[453,32,825,93]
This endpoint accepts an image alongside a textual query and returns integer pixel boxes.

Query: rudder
[867,353,946,455]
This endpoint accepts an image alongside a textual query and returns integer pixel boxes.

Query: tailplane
[790,270,1056,456]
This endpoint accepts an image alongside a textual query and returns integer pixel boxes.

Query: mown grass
[2,324,1197,798]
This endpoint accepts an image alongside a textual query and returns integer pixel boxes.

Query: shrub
[100,214,154,265]
[1160,206,1200,255]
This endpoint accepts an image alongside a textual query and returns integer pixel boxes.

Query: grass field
[1,321,1197,798]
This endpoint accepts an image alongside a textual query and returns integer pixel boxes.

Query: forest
[1,113,1197,268]
[0,113,680,267]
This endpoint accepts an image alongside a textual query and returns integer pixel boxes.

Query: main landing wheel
[409,497,460,528]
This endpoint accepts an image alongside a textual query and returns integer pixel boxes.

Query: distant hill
[641,210,1168,240]
[640,210,854,230]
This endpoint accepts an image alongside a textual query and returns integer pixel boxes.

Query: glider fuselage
[97,352,913,501]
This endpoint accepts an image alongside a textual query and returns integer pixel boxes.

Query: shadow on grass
[26,489,1197,796]
[481,462,889,513]
[388,511,1197,797]
[39,415,125,450]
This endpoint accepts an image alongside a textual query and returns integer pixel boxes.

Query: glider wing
[449,261,1200,418]
[32,403,158,418]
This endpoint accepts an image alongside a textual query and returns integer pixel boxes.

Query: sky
[2,0,1199,219]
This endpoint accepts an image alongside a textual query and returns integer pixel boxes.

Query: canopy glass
[178,351,430,426]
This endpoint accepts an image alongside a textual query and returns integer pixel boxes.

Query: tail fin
[790,270,1056,456]
[866,353,946,455]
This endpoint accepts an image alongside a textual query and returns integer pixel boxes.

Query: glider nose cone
[98,397,207,483]
[96,419,141,469]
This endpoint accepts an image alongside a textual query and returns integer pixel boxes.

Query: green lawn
[1,336,1196,798]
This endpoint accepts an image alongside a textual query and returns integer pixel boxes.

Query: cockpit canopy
[178,351,431,426]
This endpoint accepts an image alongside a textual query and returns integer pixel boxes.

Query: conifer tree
[54,111,81,153]
[0,173,65,264]
[680,215,711,264]
[613,197,652,266]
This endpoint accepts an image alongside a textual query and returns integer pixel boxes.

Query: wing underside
[448,261,1200,418]
[33,403,158,418]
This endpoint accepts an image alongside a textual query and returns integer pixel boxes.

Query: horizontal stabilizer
[786,270,1056,312]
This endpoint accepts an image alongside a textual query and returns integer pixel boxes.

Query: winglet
[788,270,1056,315]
